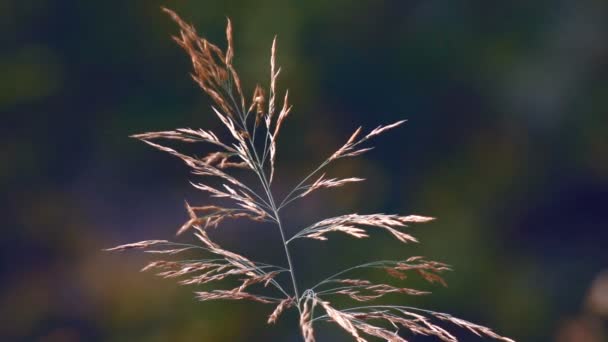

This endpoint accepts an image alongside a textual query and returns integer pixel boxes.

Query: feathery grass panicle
[268,296,295,324]
[106,8,514,342]
[300,294,317,342]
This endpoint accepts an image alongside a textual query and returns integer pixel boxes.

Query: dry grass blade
[236,270,282,292]
[225,18,234,66]
[104,240,170,251]
[329,120,406,162]
[298,173,365,198]
[300,296,317,342]
[196,290,278,304]
[177,201,266,236]
[250,85,266,125]
[189,182,269,219]
[131,129,223,145]
[433,313,516,342]
[269,90,291,183]
[323,283,430,302]
[289,213,434,243]
[356,322,408,342]
[268,36,279,123]
[268,297,295,324]
[328,279,373,286]
[319,300,367,342]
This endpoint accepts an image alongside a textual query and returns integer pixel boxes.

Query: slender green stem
[311,305,444,324]
[278,127,385,210]
[278,159,330,209]
[233,107,301,302]
[310,260,398,290]
[274,213,300,298]
[253,154,300,300]
[315,284,371,295]
[262,130,272,165]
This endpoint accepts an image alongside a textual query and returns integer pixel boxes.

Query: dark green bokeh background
[2,1,607,341]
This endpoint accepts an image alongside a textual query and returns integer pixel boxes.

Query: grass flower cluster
[108,8,513,342]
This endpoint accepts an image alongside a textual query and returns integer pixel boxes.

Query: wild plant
[107,8,513,342]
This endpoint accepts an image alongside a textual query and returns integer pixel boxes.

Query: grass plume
[107,8,514,342]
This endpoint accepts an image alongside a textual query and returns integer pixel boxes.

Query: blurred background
[2,0,607,341]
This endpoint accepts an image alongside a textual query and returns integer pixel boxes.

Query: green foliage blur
[2,1,607,341]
